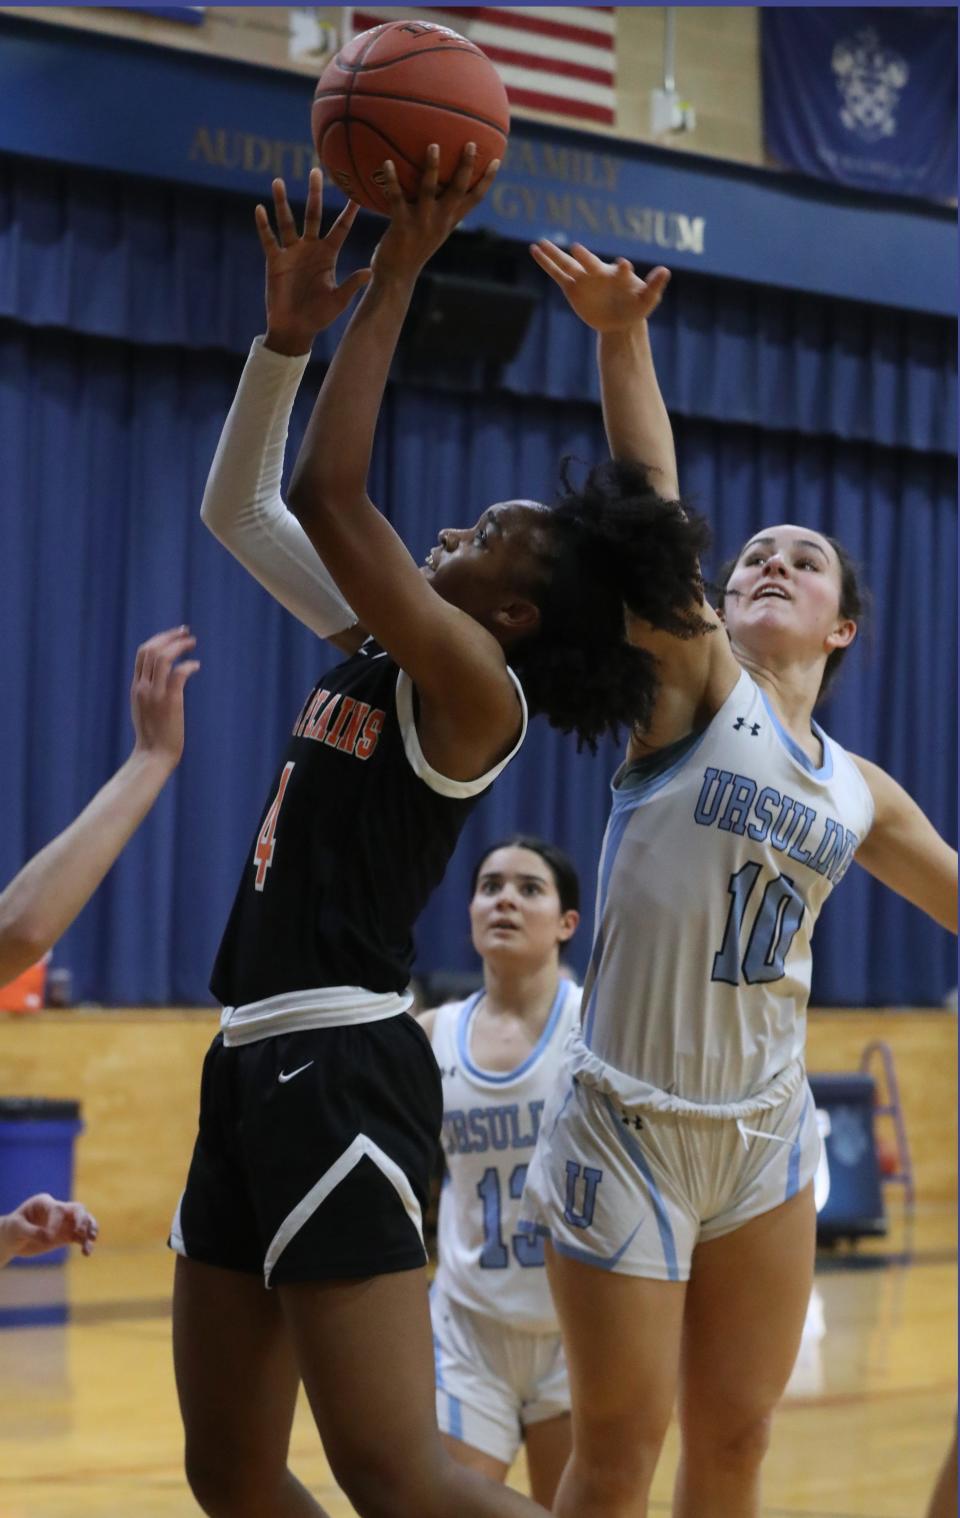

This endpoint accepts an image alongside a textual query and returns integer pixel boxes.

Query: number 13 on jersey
[477,1164,545,1269]
[254,762,295,891]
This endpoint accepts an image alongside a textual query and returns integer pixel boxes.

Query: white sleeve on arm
[200,336,357,639]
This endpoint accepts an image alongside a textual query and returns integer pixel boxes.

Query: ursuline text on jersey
[694,768,860,883]
[441,1100,546,1157]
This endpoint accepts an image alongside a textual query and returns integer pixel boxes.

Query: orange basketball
[312,19,510,216]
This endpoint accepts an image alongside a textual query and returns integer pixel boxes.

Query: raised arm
[529,241,678,496]
[0,629,199,984]
[287,146,493,575]
[530,241,737,746]
[285,147,524,780]
[201,173,371,651]
[853,756,958,933]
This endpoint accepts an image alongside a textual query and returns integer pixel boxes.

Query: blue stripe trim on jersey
[432,1329,444,1390]
[548,1079,577,1139]
[549,1217,644,1272]
[448,1392,463,1441]
[433,1328,463,1437]
[785,1089,813,1201]
[580,931,604,1050]
[758,690,833,781]
[613,727,707,806]
[602,1095,680,1282]
[584,730,707,1048]
[581,810,631,1047]
[454,990,485,1072]
[457,982,569,1086]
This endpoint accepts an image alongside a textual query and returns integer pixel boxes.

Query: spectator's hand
[130,627,200,771]
[1,1193,99,1263]
[370,143,499,287]
[257,168,372,354]
[530,241,671,332]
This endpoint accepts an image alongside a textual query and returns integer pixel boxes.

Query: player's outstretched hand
[130,627,201,772]
[0,1193,99,1265]
[530,240,671,332]
[371,142,499,285]
[256,168,373,354]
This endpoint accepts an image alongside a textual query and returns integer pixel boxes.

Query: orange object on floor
[0,955,49,1013]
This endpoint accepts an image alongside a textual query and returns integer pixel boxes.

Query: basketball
[312,19,510,215]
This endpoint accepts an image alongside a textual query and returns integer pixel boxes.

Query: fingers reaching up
[371,142,501,284]
[416,140,442,203]
[271,175,301,248]
[530,238,671,332]
[255,167,373,347]
[324,196,362,254]
[130,626,200,770]
[301,165,325,240]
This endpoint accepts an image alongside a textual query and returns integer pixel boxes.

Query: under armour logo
[733,717,761,736]
[438,1065,457,1080]
[620,1109,644,1132]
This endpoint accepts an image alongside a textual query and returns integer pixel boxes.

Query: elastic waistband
[568,1032,805,1120]
[220,985,413,1046]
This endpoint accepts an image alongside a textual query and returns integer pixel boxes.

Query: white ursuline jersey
[580,668,875,1106]
[431,981,582,1333]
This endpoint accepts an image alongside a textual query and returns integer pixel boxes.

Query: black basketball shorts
[170,1013,442,1285]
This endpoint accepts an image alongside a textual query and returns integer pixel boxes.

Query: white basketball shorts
[519,1069,819,1282]
[431,1281,570,1464]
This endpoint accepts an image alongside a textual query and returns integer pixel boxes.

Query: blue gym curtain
[1,155,955,456]
[1,154,956,1005]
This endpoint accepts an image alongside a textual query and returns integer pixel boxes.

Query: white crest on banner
[831,27,909,142]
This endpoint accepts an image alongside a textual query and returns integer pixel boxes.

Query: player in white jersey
[520,240,959,1518]
[418,838,582,1505]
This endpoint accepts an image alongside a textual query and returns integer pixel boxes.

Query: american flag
[349,7,617,127]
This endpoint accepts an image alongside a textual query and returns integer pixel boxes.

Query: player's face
[469,846,577,969]
[722,524,856,667]
[420,500,550,637]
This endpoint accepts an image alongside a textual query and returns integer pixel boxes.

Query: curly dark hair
[510,458,714,750]
[714,535,868,703]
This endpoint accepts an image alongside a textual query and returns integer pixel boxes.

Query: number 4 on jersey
[253,762,295,892]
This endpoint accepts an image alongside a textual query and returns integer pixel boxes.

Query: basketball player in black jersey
[172,148,706,1518]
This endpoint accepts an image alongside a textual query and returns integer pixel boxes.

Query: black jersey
[211,643,525,1007]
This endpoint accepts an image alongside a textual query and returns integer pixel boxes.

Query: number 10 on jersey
[711,862,806,986]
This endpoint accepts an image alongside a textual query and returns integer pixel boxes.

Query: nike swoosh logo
[278,1062,314,1084]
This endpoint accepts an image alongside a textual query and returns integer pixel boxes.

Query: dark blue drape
[2,147,956,1006]
[2,316,955,1006]
[1,153,955,455]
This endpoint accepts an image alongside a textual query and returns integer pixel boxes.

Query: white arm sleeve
[200,336,358,639]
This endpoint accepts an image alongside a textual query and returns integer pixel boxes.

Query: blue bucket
[0,1098,84,1267]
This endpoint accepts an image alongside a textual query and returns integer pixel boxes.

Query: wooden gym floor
[0,1212,955,1518]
